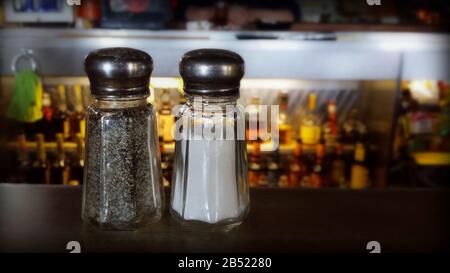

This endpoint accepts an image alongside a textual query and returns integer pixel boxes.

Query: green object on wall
[6,70,43,123]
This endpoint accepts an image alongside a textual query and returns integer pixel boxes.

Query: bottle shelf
[7,141,355,155]
[411,152,450,166]
[159,141,356,155]
[6,141,78,151]
[247,142,356,155]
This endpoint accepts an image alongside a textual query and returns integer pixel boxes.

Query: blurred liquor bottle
[69,85,86,141]
[330,143,347,188]
[158,89,175,144]
[390,86,426,185]
[28,133,50,184]
[310,140,325,188]
[10,134,30,183]
[278,92,293,145]
[350,142,370,189]
[435,82,450,151]
[160,143,172,187]
[51,133,70,185]
[267,152,281,187]
[392,88,418,158]
[300,93,321,145]
[257,143,269,187]
[246,97,261,143]
[161,155,172,187]
[68,133,85,186]
[248,141,262,187]
[53,85,70,140]
[341,108,367,145]
[288,139,307,188]
[323,100,339,147]
[38,92,54,141]
[258,155,269,187]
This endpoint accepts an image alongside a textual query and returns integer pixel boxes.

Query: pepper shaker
[171,49,249,230]
[83,47,163,230]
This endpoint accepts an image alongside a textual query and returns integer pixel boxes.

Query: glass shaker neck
[185,94,238,108]
[93,96,148,109]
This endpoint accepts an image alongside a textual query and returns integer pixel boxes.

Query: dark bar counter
[0,184,448,252]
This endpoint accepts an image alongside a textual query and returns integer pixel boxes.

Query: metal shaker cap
[179,49,245,96]
[84,47,153,98]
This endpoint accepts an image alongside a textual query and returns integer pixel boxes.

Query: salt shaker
[82,48,164,230]
[171,49,249,230]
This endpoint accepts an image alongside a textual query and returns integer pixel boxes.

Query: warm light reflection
[127,63,138,72]
[151,77,183,91]
[408,80,439,104]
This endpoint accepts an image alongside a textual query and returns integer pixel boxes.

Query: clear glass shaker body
[170,95,249,230]
[82,98,164,230]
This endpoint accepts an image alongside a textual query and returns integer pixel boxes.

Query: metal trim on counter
[1,28,449,79]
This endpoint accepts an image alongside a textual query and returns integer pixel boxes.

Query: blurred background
[0,0,449,190]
